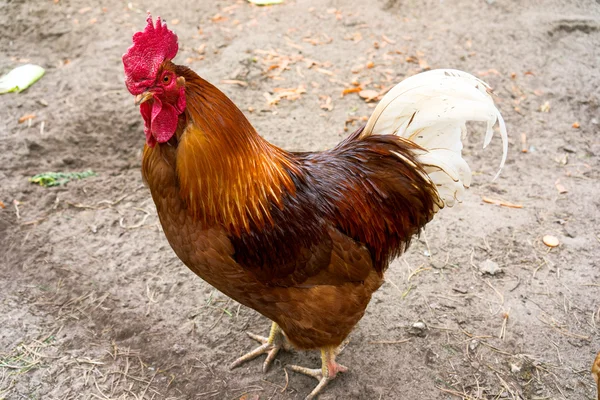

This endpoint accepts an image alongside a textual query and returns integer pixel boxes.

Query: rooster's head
[123,14,186,147]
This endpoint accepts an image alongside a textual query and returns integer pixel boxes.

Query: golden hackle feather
[143,63,299,235]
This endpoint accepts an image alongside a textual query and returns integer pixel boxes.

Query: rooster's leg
[230,322,290,372]
[287,346,348,400]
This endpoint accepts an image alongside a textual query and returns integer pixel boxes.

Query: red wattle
[139,93,185,147]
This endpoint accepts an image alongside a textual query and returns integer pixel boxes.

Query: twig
[369,339,411,344]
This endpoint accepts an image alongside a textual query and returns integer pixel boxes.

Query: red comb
[122,14,179,95]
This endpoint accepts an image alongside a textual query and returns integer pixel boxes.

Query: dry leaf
[0,201,5,209]
[18,114,36,124]
[344,32,363,42]
[341,87,362,97]
[572,122,580,129]
[211,14,228,22]
[359,90,379,102]
[238,394,260,400]
[366,61,375,69]
[319,95,333,111]
[555,180,567,194]
[542,235,559,248]
[540,101,550,113]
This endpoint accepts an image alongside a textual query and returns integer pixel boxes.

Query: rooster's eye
[163,74,171,84]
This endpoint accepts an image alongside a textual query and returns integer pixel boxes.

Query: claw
[287,346,347,400]
[229,322,289,372]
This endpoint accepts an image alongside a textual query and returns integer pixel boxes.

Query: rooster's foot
[287,346,347,400]
[230,322,290,372]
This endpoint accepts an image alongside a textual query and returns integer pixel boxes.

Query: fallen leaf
[542,235,559,248]
[341,87,362,97]
[359,89,379,101]
[18,114,36,124]
[29,170,97,187]
[0,64,45,94]
[366,61,375,69]
[344,32,363,42]
[238,394,260,400]
[0,201,5,209]
[555,180,567,194]
[211,14,228,22]
[319,95,333,111]
[572,122,580,129]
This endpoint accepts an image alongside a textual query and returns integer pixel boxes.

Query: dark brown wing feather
[229,128,439,287]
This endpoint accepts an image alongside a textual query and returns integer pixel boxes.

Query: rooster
[123,15,507,399]
[593,351,600,400]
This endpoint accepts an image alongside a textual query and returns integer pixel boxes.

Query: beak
[134,91,153,106]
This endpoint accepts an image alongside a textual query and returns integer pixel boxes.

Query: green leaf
[29,170,97,187]
[0,64,45,94]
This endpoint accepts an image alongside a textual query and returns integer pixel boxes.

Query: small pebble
[542,235,559,247]
[408,321,428,337]
[469,339,479,351]
[480,259,501,275]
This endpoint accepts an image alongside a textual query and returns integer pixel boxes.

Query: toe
[304,377,332,400]
[262,347,280,373]
[246,331,269,344]
[229,342,272,370]
[287,365,323,380]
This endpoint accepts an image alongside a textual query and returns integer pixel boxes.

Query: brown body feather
[141,63,439,349]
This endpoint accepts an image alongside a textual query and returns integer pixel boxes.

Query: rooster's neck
[169,67,300,235]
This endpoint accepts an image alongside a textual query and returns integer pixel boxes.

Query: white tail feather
[361,69,508,209]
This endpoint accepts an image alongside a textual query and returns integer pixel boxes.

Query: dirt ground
[1,0,599,399]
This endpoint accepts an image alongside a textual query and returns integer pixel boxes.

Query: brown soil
[1,0,599,399]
